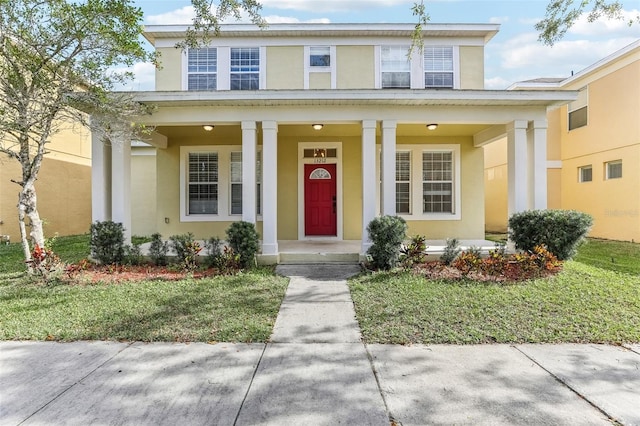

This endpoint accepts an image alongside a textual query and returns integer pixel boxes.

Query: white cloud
[113,62,156,91]
[146,6,195,25]
[484,76,511,90]
[260,0,412,12]
[146,6,331,25]
[489,16,509,24]
[568,8,640,37]
[492,32,638,85]
[264,15,331,24]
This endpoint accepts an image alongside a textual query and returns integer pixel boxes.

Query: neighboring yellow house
[485,40,640,242]
[93,23,574,263]
[0,122,92,242]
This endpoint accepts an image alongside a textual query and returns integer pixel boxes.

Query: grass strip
[350,261,640,345]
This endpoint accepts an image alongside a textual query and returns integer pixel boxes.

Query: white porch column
[528,120,548,210]
[242,121,257,224]
[381,120,397,216]
[507,120,529,217]
[111,136,131,243]
[91,129,111,223]
[261,121,278,255]
[361,120,377,253]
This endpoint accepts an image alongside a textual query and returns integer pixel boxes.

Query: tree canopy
[0,0,154,263]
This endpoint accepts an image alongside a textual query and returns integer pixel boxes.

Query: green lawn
[350,238,640,345]
[0,235,288,342]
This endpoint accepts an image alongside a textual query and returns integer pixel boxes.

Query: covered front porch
[91,89,576,264]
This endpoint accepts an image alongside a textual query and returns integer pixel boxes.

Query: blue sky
[126,0,640,90]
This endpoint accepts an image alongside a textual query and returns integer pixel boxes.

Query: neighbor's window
[396,151,411,214]
[187,48,217,91]
[381,46,410,88]
[424,46,454,88]
[309,46,331,67]
[568,86,588,130]
[188,152,218,214]
[578,165,592,182]
[230,47,260,90]
[422,151,454,213]
[606,160,622,180]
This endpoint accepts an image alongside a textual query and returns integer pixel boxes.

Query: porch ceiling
[154,123,494,139]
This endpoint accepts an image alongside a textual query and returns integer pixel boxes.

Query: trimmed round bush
[366,215,408,270]
[226,221,260,269]
[90,220,125,265]
[508,209,593,260]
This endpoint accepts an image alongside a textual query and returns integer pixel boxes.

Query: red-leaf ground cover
[65,262,219,284]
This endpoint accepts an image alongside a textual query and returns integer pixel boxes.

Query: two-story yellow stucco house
[0,122,92,243]
[485,40,640,242]
[92,23,574,263]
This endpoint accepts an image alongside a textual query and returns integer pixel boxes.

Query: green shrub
[440,238,461,265]
[90,221,125,265]
[123,243,144,266]
[226,221,260,269]
[508,209,593,260]
[366,215,407,270]
[205,237,223,268]
[169,233,202,271]
[400,235,427,270]
[149,233,169,266]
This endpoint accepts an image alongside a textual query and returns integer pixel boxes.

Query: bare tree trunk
[17,182,45,267]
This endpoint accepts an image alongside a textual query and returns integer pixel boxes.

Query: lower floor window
[579,165,592,182]
[422,151,454,214]
[188,152,218,215]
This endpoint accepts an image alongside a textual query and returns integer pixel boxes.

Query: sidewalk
[1,264,639,425]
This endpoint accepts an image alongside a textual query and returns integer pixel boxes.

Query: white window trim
[578,165,592,183]
[297,141,343,241]
[304,45,336,89]
[605,160,622,180]
[180,145,243,222]
[229,150,263,217]
[184,47,218,91]
[375,45,459,89]
[423,45,459,89]
[182,46,265,91]
[377,144,461,220]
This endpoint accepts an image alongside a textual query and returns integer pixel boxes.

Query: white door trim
[297,142,343,241]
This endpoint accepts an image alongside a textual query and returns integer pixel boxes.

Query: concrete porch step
[278,252,360,264]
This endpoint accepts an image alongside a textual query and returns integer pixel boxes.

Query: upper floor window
[424,47,453,88]
[187,48,217,91]
[568,86,588,130]
[309,46,330,67]
[230,47,260,90]
[381,46,410,89]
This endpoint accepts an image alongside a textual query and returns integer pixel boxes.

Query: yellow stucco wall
[156,47,183,91]
[266,46,304,89]
[459,46,484,90]
[309,73,331,90]
[0,157,91,240]
[131,150,158,237]
[484,58,640,241]
[336,46,375,89]
[0,121,91,241]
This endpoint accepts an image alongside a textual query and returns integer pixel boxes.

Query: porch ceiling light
[203,125,214,131]
[426,123,438,130]
[312,124,324,130]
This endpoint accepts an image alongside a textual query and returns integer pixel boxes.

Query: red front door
[304,163,337,236]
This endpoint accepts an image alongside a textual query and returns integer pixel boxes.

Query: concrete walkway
[2,264,640,425]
